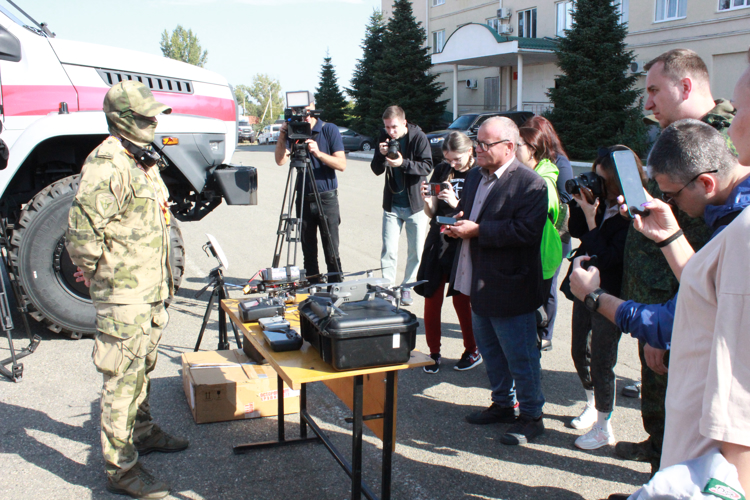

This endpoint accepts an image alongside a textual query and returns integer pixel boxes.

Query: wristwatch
[584,288,606,312]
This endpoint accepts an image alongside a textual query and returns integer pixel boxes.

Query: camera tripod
[193,237,243,351]
[0,219,41,382]
[272,141,342,281]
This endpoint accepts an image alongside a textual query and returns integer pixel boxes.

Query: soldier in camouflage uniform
[66,81,187,499]
[616,49,736,475]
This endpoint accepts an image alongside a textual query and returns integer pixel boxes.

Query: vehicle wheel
[9,175,185,338]
[361,142,373,152]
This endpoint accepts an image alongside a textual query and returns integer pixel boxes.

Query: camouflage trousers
[639,340,669,474]
[92,302,168,480]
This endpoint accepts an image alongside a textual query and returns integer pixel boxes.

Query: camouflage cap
[103,81,172,117]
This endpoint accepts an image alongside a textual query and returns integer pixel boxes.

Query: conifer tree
[370,0,446,133]
[547,0,648,160]
[347,10,386,136]
[314,54,348,126]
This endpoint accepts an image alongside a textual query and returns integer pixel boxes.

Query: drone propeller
[308,267,384,281]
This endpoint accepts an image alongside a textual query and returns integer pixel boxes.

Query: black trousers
[571,299,622,413]
[296,189,342,283]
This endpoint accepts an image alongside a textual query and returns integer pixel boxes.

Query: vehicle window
[239,121,249,126]
[272,126,280,132]
[341,129,355,136]
[448,114,478,130]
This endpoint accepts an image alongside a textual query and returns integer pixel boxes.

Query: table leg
[352,375,364,500]
[381,371,396,500]
[278,373,285,442]
[300,383,308,439]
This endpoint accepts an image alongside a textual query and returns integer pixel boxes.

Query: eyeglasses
[473,139,510,152]
[660,169,718,204]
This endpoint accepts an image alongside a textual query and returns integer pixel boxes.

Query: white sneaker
[574,425,616,450]
[569,404,597,430]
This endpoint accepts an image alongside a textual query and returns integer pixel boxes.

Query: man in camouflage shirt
[66,81,187,499]
[617,49,736,474]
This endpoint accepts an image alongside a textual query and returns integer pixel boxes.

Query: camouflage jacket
[620,100,736,304]
[66,136,172,304]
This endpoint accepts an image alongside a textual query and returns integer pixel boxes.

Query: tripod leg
[194,285,219,352]
[306,166,342,279]
[217,286,229,351]
[223,285,242,347]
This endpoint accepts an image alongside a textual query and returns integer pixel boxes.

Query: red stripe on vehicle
[3,85,235,122]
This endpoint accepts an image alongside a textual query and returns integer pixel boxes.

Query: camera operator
[371,105,433,305]
[617,48,737,474]
[275,101,346,283]
[569,117,750,494]
[561,146,645,451]
[65,81,186,499]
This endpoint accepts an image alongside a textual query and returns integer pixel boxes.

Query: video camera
[284,91,323,141]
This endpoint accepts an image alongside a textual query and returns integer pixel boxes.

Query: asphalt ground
[0,144,650,499]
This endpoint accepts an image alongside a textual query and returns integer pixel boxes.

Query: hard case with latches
[297,297,419,371]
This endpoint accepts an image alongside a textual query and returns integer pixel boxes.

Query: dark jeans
[639,340,669,474]
[296,189,342,283]
[540,239,571,341]
[571,299,622,413]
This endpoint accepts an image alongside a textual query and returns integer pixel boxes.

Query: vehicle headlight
[430,137,444,144]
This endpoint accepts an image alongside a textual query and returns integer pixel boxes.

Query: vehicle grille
[96,68,194,94]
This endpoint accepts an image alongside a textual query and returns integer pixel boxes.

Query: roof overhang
[432,23,559,67]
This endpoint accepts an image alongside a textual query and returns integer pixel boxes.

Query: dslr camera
[284,91,323,141]
[565,171,604,204]
[386,139,400,160]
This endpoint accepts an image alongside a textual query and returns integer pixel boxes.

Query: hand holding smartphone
[612,150,649,219]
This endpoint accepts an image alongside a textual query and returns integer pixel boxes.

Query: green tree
[160,25,208,67]
[314,54,349,126]
[347,9,386,136]
[247,74,284,128]
[234,85,259,117]
[370,0,446,133]
[547,0,648,160]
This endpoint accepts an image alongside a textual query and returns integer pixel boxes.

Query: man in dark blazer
[444,116,549,446]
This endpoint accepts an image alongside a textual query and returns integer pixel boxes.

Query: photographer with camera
[413,131,479,373]
[371,106,433,305]
[275,100,346,283]
[561,146,646,451]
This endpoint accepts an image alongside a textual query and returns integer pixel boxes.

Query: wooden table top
[221,297,433,390]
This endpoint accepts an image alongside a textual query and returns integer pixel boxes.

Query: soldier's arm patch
[95,193,118,218]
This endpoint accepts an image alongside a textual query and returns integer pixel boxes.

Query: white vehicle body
[0,3,247,337]
[258,124,281,144]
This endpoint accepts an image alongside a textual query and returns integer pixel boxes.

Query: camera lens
[565,178,580,195]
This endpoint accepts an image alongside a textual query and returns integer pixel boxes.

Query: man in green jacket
[617,48,736,475]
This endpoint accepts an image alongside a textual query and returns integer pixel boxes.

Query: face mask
[106,111,157,147]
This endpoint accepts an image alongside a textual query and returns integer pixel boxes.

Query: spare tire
[9,175,185,338]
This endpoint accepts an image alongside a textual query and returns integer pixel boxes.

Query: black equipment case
[297,297,419,371]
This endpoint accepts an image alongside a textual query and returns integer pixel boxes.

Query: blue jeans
[380,207,427,286]
[472,311,545,419]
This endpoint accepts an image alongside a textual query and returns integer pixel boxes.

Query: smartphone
[428,183,443,196]
[612,150,650,219]
[436,216,457,226]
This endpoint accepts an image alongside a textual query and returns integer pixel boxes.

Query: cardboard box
[181,349,300,424]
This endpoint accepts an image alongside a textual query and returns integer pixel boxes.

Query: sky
[12,0,383,106]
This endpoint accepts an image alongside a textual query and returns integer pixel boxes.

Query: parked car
[258,124,282,145]
[238,118,256,143]
[426,111,534,161]
[338,127,375,152]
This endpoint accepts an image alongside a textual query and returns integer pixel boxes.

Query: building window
[655,0,686,21]
[518,8,537,38]
[615,0,629,23]
[719,0,749,10]
[432,30,445,54]
[556,1,575,37]
[432,0,445,6]
[487,17,500,32]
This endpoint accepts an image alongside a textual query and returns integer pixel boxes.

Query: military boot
[107,462,170,499]
[135,424,189,456]
[615,439,654,462]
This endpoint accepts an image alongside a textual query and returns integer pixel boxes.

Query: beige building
[382,0,750,122]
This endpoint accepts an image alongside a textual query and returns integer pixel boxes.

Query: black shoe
[540,339,552,351]
[454,349,483,371]
[107,462,170,499]
[622,381,641,398]
[465,402,519,425]
[615,440,654,462]
[423,353,440,374]
[499,415,544,445]
[135,425,189,456]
